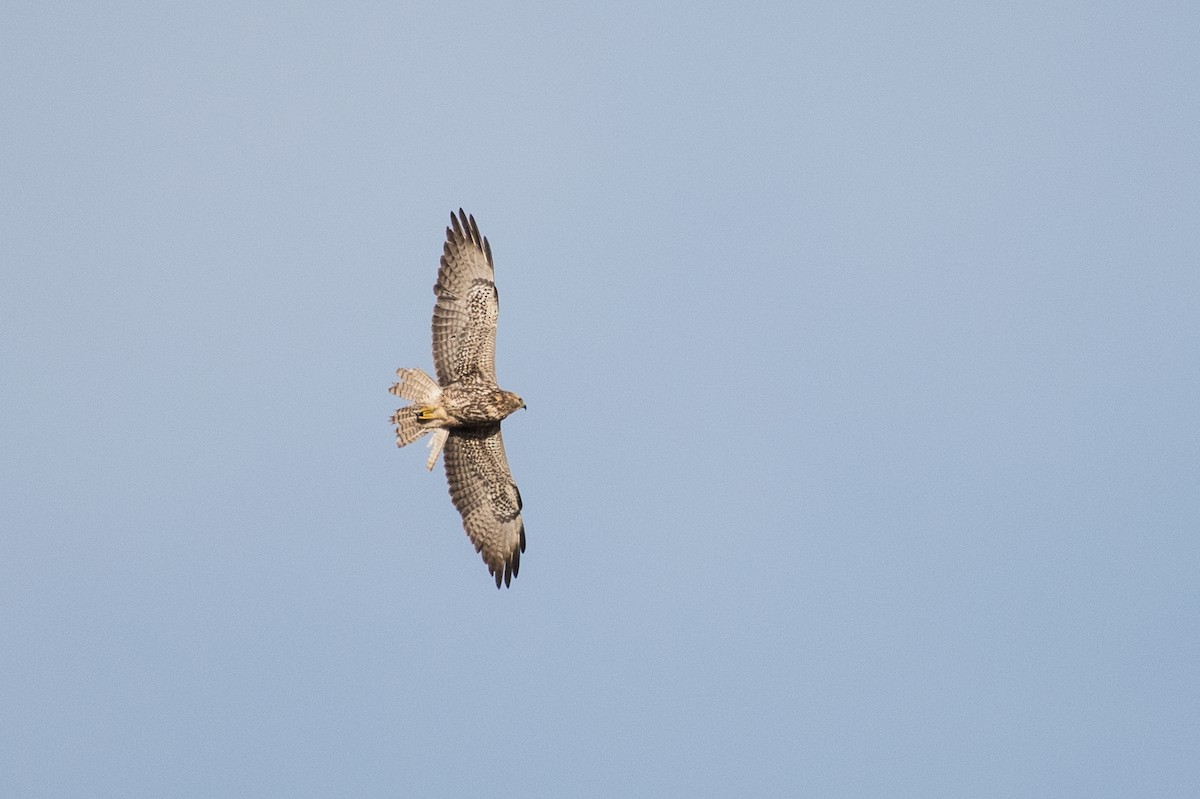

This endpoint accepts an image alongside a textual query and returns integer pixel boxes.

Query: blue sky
[3,2,1198,796]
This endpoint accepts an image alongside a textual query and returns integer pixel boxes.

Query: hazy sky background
[3,2,1198,796]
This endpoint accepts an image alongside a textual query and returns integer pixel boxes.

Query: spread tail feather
[390,368,445,452]
[392,406,429,448]
[425,428,449,470]
[390,368,442,404]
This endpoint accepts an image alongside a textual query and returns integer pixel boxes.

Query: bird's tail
[391,406,430,449]
[390,368,442,404]
[392,411,450,468]
[389,369,447,466]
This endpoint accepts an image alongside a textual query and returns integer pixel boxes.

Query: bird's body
[390,210,527,588]
[439,381,526,427]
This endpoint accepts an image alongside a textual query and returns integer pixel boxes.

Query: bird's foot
[416,405,448,422]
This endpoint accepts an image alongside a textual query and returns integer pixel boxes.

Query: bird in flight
[390,210,527,588]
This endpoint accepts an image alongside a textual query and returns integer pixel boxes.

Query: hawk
[390,209,527,588]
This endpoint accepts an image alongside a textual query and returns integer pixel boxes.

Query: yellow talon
[416,405,447,422]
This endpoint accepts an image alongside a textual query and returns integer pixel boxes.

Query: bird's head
[495,390,526,418]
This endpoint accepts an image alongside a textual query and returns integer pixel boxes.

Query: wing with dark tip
[443,425,525,588]
[431,209,499,385]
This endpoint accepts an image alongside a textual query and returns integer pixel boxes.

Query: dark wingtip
[447,209,490,263]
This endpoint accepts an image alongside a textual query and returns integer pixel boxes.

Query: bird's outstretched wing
[432,209,498,385]
[443,425,525,588]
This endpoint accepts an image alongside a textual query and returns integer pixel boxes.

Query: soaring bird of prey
[390,210,527,588]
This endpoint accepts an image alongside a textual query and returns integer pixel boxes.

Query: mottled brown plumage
[389,210,527,588]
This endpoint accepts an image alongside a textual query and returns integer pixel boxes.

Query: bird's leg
[416,405,450,422]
